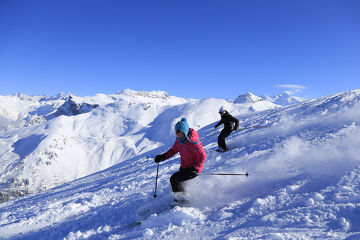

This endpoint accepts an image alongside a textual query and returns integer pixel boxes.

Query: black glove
[154,154,165,163]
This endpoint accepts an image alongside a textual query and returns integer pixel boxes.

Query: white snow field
[0,89,360,239]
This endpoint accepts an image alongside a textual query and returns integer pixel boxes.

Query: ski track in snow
[0,89,360,239]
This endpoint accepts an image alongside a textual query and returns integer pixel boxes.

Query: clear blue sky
[1,0,359,100]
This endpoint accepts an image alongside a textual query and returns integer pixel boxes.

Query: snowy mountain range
[0,89,280,202]
[234,91,304,106]
[0,88,359,239]
[262,91,304,106]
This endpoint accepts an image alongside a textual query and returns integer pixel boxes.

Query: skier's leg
[170,168,198,193]
[218,129,232,150]
[170,171,185,192]
[222,131,231,150]
[218,130,226,149]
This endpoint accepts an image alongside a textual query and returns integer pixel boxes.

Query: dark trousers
[218,128,233,150]
[170,168,198,192]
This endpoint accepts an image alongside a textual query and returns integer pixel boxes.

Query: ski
[127,202,180,228]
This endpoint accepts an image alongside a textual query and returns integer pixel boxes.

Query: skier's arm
[163,141,179,159]
[214,119,223,129]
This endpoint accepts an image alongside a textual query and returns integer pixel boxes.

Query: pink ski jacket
[163,128,207,173]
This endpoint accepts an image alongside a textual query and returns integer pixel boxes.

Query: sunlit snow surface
[1,89,360,239]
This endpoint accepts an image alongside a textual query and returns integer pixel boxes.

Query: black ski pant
[218,128,233,150]
[170,167,198,192]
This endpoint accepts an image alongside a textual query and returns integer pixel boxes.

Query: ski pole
[201,172,249,177]
[153,162,160,198]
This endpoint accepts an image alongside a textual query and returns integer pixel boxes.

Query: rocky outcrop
[54,96,99,117]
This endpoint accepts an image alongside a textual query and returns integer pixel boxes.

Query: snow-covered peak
[234,92,263,104]
[44,92,71,101]
[112,89,189,106]
[0,90,188,131]
[119,89,170,99]
[0,93,97,131]
[233,92,279,112]
[53,96,99,117]
[234,91,304,106]
[263,91,304,106]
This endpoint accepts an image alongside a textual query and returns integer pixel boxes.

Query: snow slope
[0,90,278,202]
[0,89,360,239]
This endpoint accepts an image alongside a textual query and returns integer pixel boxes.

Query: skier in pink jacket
[154,118,207,202]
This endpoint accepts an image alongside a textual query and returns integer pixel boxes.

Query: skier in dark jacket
[214,106,239,152]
